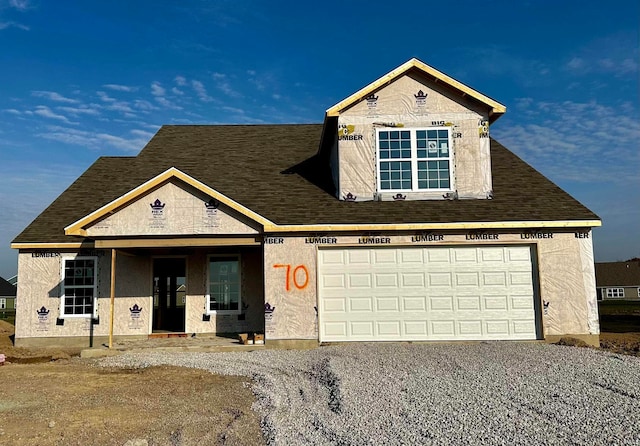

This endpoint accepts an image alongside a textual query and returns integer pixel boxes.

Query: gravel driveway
[97,343,640,445]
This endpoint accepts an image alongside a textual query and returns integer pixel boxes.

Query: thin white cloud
[3,108,21,115]
[9,0,31,11]
[172,87,184,95]
[174,76,187,86]
[57,105,100,116]
[0,21,29,30]
[32,90,78,103]
[37,126,154,153]
[33,105,75,124]
[97,91,116,102]
[211,72,241,98]
[102,84,138,92]
[133,99,158,111]
[493,99,640,184]
[191,80,213,102]
[151,81,166,96]
[155,96,182,110]
[564,32,639,77]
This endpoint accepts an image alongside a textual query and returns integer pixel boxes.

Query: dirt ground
[0,321,264,446]
[2,320,640,446]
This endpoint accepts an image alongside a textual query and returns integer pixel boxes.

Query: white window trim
[206,254,241,315]
[0,298,5,309]
[376,127,455,194]
[60,255,98,318]
[638,287,640,299]
[606,288,625,299]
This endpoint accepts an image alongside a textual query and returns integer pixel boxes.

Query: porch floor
[81,334,265,358]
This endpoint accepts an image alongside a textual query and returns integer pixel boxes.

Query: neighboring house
[595,260,640,300]
[11,59,601,348]
[0,276,17,319]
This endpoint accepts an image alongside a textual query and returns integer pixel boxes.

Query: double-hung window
[61,256,97,317]
[377,128,453,192]
[207,256,241,313]
[606,288,624,299]
[0,298,5,309]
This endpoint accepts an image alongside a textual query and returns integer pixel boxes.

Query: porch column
[109,248,116,349]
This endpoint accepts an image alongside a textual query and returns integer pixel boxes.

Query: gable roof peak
[326,58,506,122]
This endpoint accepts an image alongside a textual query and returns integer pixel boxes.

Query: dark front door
[153,258,186,332]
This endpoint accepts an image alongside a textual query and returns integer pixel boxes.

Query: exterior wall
[264,229,599,341]
[86,180,259,237]
[14,246,264,347]
[337,73,492,201]
[0,297,15,310]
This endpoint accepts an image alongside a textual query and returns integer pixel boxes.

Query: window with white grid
[377,128,453,192]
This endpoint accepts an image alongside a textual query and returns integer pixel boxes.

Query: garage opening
[318,245,541,342]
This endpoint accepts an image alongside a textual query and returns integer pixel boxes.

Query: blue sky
[0,0,638,278]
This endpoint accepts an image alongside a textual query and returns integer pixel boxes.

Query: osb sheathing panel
[337,74,491,201]
[264,231,598,340]
[86,180,259,237]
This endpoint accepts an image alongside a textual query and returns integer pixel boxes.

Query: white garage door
[318,245,538,342]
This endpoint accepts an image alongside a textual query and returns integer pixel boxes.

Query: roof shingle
[13,124,599,244]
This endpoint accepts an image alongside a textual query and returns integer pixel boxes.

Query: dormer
[323,58,506,202]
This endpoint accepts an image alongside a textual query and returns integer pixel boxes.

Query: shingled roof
[0,277,16,297]
[595,260,640,287]
[13,124,599,244]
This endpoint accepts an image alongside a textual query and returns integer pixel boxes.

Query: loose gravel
[96,343,640,445]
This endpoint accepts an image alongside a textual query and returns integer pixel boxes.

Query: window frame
[60,255,98,318]
[0,298,5,309]
[206,254,242,315]
[376,127,454,194]
[606,288,625,299]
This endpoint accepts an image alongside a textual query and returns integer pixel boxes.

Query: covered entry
[153,258,186,332]
[318,245,540,342]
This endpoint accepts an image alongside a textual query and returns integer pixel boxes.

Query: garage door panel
[458,320,482,335]
[320,250,345,265]
[428,273,452,286]
[404,320,428,335]
[350,298,373,312]
[457,296,481,310]
[401,273,425,287]
[376,297,400,311]
[323,298,347,312]
[403,296,427,311]
[375,273,398,287]
[377,321,401,336]
[348,273,371,288]
[324,322,347,338]
[484,295,508,310]
[431,320,455,335]
[351,321,374,337]
[485,320,510,335]
[322,274,345,288]
[319,245,538,342]
[455,272,479,287]
[373,249,397,264]
[482,272,507,286]
[511,295,535,309]
[430,296,454,310]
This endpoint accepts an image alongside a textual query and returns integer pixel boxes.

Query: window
[207,256,241,313]
[637,288,640,299]
[0,298,5,309]
[61,256,97,317]
[606,288,624,299]
[377,128,453,192]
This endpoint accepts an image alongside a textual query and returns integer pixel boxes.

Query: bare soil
[0,321,264,446]
[2,319,640,445]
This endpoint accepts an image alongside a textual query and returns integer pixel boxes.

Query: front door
[153,258,186,332]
